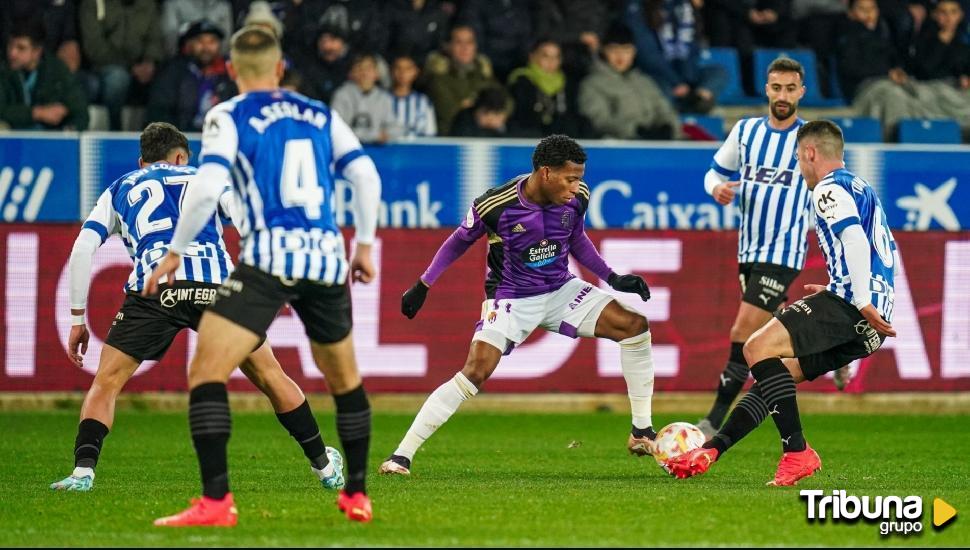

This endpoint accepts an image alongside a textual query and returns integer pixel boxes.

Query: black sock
[276,400,329,470]
[189,383,232,499]
[74,418,109,469]
[704,342,748,429]
[334,385,371,495]
[631,425,656,439]
[703,385,768,456]
[750,358,806,452]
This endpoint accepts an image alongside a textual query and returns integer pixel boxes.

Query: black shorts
[105,282,220,361]
[207,263,353,344]
[774,290,887,381]
[739,262,800,312]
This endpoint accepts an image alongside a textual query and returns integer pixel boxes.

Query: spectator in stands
[332,53,403,144]
[160,0,234,57]
[0,20,88,130]
[424,24,498,135]
[79,0,163,131]
[146,21,235,132]
[624,0,726,114]
[283,0,388,59]
[294,24,354,103]
[837,0,905,102]
[0,1,81,73]
[385,0,453,67]
[457,0,534,82]
[390,54,437,137]
[579,23,680,140]
[793,0,847,97]
[451,86,512,137]
[506,38,583,137]
[534,0,615,78]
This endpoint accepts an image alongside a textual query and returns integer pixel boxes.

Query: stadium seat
[681,115,725,140]
[753,48,846,108]
[832,117,882,143]
[897,118,962,144]
[87,105,109,131]
[698,47,761,106]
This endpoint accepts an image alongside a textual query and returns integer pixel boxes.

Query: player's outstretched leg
[310,335,373,522]
[591,301,657,456]
[239,344,344,490]
[381,340,499,475]
[50,345,139,492]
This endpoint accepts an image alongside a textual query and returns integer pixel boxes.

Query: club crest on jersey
[742,165,795,186]
[522,239,561,269]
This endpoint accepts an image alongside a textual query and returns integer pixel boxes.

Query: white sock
[311,462,336,480]
[394,372,478,460]
[72,466,95,479]
[620,331,655,430]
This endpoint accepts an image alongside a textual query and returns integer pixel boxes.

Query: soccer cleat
[153,493,238,527]
[50,474,94,492]
[313,446,345,490]
[766,444,822,487]
[378,454,411,475]
[627,433,656,457]
[833,365,852,391]
[664,447,720,479]
[337,490,373,523]
[696,418,717,440]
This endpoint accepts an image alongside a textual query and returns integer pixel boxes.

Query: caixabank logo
[801,490,958,536]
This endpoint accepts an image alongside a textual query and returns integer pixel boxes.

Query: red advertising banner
[1,225,968,393]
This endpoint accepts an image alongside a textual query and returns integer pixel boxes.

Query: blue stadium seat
[753,48,845,108]
[698,47,761,106]
[681,115,725,140]
[832,117,882,143]
[897,118,962,144]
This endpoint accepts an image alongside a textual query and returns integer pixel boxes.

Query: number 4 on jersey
[281,139,324,219]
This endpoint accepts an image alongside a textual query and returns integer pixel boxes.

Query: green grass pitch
[1,410,967,546]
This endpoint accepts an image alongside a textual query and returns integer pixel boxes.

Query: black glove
[401,280,430,319]
[608,273,651,301]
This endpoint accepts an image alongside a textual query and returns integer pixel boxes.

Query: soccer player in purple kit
[379,135,658,475]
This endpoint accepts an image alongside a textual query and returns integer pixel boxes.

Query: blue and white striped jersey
[198,89,367,284]
[82,162,234,293]
[813,168,897,322]
[391,91,437,137]
[709,116,811,269]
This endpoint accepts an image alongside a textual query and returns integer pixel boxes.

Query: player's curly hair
[140,122,189,164]
[532,135,587,170]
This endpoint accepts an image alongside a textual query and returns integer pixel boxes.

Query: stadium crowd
[1,0,969,141]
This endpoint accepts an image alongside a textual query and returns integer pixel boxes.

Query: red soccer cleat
[153,493,238,527]
[337,490,373,523]
[664,447,720,479]
[767,444,822,486]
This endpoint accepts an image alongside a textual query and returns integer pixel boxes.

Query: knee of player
[625,313,650,339]
[741,338,763,367]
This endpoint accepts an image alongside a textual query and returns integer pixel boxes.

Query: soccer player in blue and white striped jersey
[668,120,897,487]
[52,122,344,495]
[696,57,815,438]
[146,27,381,525]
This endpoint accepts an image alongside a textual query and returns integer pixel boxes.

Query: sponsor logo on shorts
[487,311,497,323]
[217,279,244,298]
[568,285,594,310]
[160,288,218,308]
[855,320,883,354]
[521,239,561,269]
[788,299,813,315]
[759,276,786,293]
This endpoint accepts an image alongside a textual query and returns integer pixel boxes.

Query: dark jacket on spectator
[506,63,582,137]
[385,0,451,65]
[0,53,88,129]
[423,50,498,135]
[283,0,387,57]
[908,24,970,81]
[0,0,78,56]
[146,55,237,131]
[293,50,354,104]
[79,0,163,68]
[836,17,900,100]
[458,0,534,79]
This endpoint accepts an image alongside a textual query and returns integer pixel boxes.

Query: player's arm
[814,183,895,336]
[400,204,487,319]
[704,120,742,205]
[67,190,117,366]
[144,108,237,295]
[332,110,382,283]
[568,200,650,301]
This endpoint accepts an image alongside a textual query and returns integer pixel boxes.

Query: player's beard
[770,100,797,121]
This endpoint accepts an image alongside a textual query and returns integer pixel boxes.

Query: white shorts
[472,278,615,354]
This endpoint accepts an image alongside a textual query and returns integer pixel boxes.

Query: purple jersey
[421,175,614,299]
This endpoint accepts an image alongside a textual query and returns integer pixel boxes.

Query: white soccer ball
[652,422,706,467]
